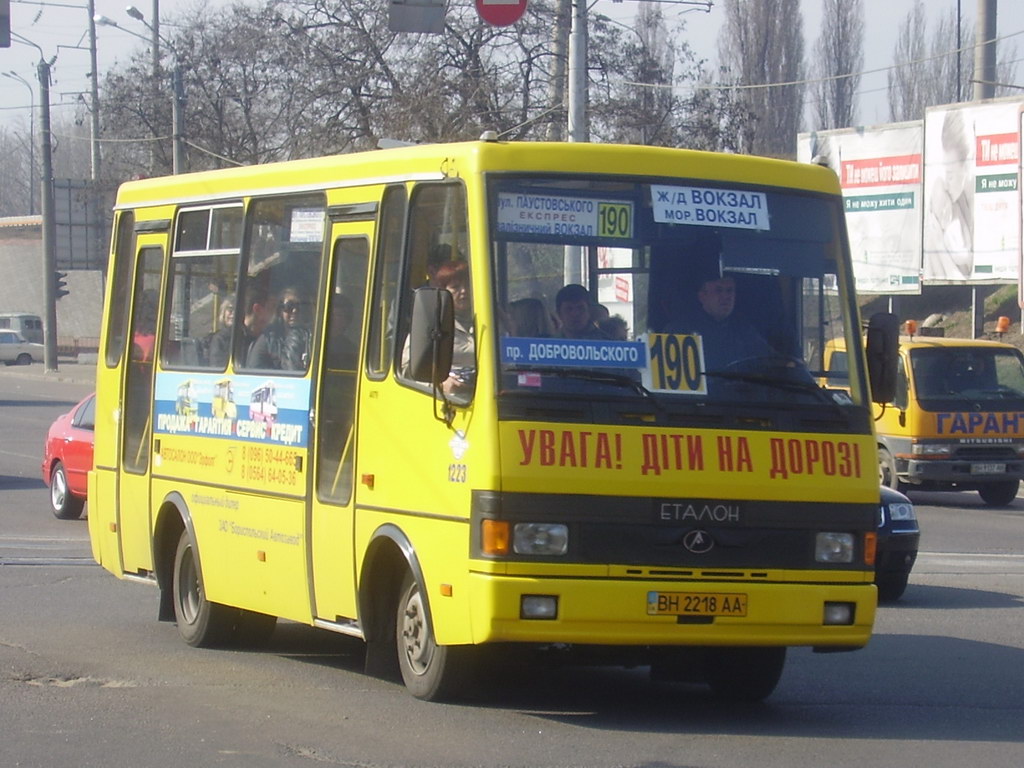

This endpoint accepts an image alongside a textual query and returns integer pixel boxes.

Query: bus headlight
[815,532,854,563]
[513,523,569,556]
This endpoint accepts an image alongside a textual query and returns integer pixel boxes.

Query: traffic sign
[475,0,528,27]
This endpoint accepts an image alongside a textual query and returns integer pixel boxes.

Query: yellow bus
[88,137,897,702]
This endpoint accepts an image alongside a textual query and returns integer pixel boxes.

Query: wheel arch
[358,523,427,644]
[153,491,195,621]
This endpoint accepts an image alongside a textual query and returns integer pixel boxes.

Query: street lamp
[96,3,184,174]
[2,70,35,215]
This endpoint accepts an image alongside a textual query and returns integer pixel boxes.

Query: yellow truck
[828,334,1024,506]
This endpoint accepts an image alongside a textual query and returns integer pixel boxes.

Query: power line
[626,28,1024,93]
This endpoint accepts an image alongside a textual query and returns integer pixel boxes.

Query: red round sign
[475,0,528,27]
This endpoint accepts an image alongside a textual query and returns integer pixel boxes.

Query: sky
[2,0,1023,135]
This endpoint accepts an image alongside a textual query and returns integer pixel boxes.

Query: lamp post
[2,70,35,215]
[96,3,184,174]
[11,32,59,372]
[86,0,101,179]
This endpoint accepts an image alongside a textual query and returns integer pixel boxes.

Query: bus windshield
[490,175,865,409]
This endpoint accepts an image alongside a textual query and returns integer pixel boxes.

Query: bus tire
[172,530,235,648]
[704,646,786,702]
[978,480,1019,507]
[49,462,84,519]
[396,571,472,701]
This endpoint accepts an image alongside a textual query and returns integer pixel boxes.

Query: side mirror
[866,311,899,405]
[409,287,454,385]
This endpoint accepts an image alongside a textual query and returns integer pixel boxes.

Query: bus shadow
[463,635,1024,743]
[255,625,1024,744]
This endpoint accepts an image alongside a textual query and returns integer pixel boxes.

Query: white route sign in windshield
[651,185,770,231]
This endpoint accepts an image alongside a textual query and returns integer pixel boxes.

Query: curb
[1,359,97,386]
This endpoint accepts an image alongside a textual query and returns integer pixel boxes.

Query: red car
[41,393,95,519]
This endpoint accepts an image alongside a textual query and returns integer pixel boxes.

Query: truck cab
[826,334,1024,506]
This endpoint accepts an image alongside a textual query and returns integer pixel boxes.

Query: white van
[0,313,44,344]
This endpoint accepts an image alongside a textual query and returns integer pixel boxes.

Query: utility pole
[87,0,101,179]
[973,0,997,101]
[39,58,58,372]
[172,65,185,174]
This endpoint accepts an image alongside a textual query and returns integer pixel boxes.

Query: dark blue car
[876,486,920,601]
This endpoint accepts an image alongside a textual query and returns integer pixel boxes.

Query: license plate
[971,463,1006,475]
[647,591,748,617]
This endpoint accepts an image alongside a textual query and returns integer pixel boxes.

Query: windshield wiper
[703,369,844,408]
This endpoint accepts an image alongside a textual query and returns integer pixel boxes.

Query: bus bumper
[467,572,876,649]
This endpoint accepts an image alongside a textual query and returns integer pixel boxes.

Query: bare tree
[889,2,1019,121]
[589,4,679,145]
[0,124,33,217]
[717,0,806,158]
[887,1,929,121]
[812,0,863,130]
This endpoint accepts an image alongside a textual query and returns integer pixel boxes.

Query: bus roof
[113,140,842,211]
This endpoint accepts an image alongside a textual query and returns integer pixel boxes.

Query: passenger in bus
[663,272,772,371]
[247,285,314,371]
[131,289,159,362]
[599,314,629,341]
[507,297,554,338]
[205,297,235,368]
[433,260,475,397]
[554,284,609,340]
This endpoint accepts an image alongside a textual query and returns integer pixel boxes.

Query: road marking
[916,551,1024,573]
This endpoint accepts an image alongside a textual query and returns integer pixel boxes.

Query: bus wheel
[978,480,1019,507]
[49,462,84,519]
[396,571,471,701]
[172,530,235,647]
[703,647,786,702]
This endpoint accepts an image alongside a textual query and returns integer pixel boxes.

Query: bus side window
[162,205,243,371]
[366,185,406,378]
[104,212,137,367]
[237,195,326,374]
[394,182,473,401]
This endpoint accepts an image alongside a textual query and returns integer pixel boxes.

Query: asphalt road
[2,366,1022,768]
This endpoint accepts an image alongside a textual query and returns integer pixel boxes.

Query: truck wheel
[704,647,786,702]
[396,571,473,701]
[878,447,900,490]
[172,530,235,647]
[978,480,1019,507]
[49,461,84,519]
[16,353,32,366]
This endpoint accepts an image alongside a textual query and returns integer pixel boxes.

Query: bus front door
[118,245,164,575]
[310,228,371,623]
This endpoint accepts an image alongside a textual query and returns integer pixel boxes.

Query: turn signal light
[482,520,510,556]
[863,532,877,566]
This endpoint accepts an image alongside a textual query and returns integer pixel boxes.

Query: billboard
[922,99,1021,283]
[798,122,923,295]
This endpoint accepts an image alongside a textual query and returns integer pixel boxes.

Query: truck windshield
[911,346,1024,407]
[489,175,865,411]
